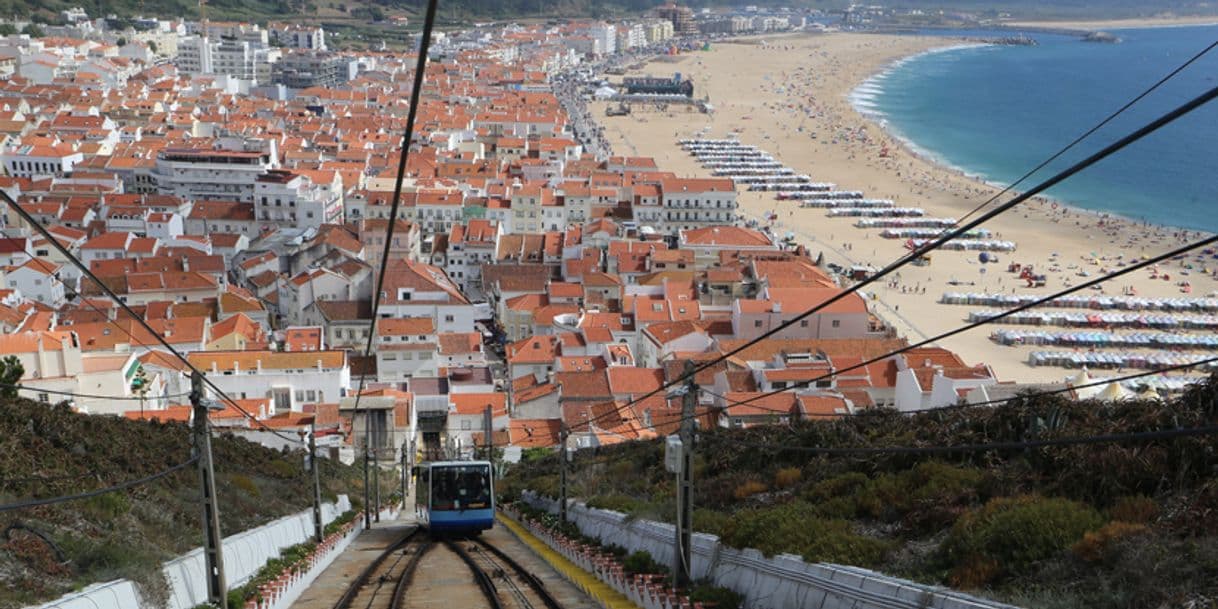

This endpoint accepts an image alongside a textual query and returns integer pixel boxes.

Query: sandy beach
[594,32,1218,383]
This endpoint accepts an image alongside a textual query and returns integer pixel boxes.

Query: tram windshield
[431,465,491,511]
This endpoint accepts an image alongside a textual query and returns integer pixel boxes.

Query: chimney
[772,301,781,314]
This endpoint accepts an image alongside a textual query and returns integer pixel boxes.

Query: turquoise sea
[852,25,1218,232]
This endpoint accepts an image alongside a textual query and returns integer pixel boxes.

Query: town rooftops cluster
[0,14,1003,463]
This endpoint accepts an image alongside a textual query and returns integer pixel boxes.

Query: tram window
[430,466,490,511]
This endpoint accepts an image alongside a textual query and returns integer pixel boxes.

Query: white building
[374,317,438,382]
[176,35,280,84]
[3,258,65,307]
[154,138,279,202]
[187,349,351,412]
[1,144,84,178]
[254,169,343,228]
[3,331,169,415]
[380,259,475,333]
[270,23,326,50]
[660,177,737,233]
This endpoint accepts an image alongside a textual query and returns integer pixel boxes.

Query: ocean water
[855,25,1218,232]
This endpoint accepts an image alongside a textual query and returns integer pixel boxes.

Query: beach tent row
[784,192,887,203]
[967,309,1218,330]
[905,238,1016,252]
[993,329,1218,350]
[856,218,958,229]
[883,228,992,239]
[942,292,1218,312]
[713,167,797,176]
[828,207,925,218]
[1029,350,1218,370]
[1074,369,1205,395]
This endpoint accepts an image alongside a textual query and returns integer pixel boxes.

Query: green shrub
[623,550,668,575]
[324,510,357,537]
[265,459,298,479]
[723,502,890,567]
[588,493,643,513]
[1108,495,1159,524]
[1072,521,1148,562]
[774,467,802,489]
[231,474,260,497]
[803,463,983,527]
[688,581,743,609]
[692,508,733,539]
[732,479,768,500]
[944,495,1104,585]
[83,492,131,519]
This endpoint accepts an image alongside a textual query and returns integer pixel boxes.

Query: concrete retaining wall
[38,495,352,609]
[523,492,1020,609]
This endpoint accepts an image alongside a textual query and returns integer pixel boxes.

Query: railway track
[451,537,566,609]
[332,528,430,609]
[333,530,564,609]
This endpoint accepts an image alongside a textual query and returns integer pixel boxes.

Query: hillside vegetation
[500,376,1218,609]
[0,399,389,609]
[14,0,1218,29]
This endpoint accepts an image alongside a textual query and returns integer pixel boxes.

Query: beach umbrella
[1069,367,1092,386]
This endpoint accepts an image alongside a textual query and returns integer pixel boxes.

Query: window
[38,393,49,403]
[444,315,454,323]
[800,320,809,328]
[306,390,316,401]
[831,320,841,328]
[295,390,304,402]
[420,352,432,360]
[754,320,763,328]
[461,420,471,430]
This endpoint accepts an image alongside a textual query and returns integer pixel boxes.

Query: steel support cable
[567,82,1218,434]
[0,383,191,402]
[699,353,1218,417]
[0,456,198,513]
[349,0,439,411]
[662,232,1218,427]
[713,231,1218,411]
[347,0,439,523]
[705,424,1218,456]
[0,191,304,445]
[936,37,1218,229]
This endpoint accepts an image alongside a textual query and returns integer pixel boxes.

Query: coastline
[844,42,1215,238]
[1002,16,1218,30]
[594,31,1218,383]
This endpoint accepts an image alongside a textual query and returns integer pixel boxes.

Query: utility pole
[400,440,408,509]
[675,360,696,590]
[559,422,568,524]
[363,443,371,529]
[374,448,381,523]
[309,421,323,544]
[190,372,227,609]
[482,404,493,460]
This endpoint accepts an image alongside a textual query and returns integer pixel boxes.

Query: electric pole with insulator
[308,420,323,544]
[675,360,696,590]
[559,421,568,524]
[190,371,227,609]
